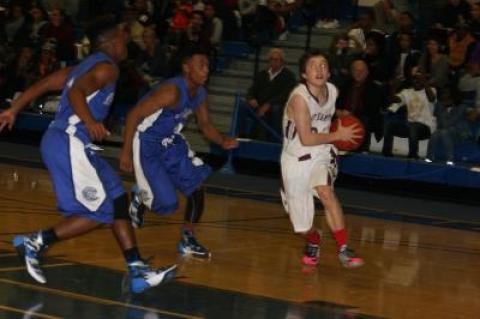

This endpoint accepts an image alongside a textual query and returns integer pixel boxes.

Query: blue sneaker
[13,233,47,284]
[177,229,211,259]
[127,261,177,294]
[129,185,146,228]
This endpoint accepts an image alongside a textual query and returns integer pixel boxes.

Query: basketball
[329,115,365,151]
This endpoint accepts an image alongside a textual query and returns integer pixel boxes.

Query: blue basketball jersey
[137,76,207,141]
[54,52,116,142]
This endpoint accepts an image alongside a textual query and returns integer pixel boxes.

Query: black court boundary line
[0,249,383,319]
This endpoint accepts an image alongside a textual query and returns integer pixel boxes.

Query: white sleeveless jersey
[282,82,337,161]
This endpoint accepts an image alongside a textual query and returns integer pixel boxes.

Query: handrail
[220,92,243,174]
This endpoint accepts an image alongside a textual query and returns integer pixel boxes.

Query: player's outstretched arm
[119,84,180,172]
[195,101,238,150]
[68,63,119,141]
[0,67,72,132]
[290,94,361,146]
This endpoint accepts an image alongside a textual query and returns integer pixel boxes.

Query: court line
[0,278,203,319]
[0,304,61,319]
[0,263,74,272]
[206,186,480,228]
[0,252,17,257]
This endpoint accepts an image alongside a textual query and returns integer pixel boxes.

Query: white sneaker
[278,31,289,41]
[446,161,455,166]
[323,20,340,29]
[424,158,433,163]
[315,19,328,28]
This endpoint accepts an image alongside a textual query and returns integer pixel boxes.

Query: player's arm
[290,94,360,146]
[119,84,179,172]
[195,101,238,150]
[0,67,72,132]
[68,63,118,141]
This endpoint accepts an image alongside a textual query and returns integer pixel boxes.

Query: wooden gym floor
[0,161,478,319]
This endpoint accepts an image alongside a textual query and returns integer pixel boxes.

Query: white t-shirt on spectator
[390,88,437,132]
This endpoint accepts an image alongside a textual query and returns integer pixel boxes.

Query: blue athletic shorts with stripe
[133,133,212,215]
[41,128,125,224]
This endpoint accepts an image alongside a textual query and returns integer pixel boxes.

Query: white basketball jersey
[282,82,337,161]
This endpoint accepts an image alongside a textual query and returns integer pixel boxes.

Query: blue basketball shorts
[41,128,125,224]
[132,133,212,215]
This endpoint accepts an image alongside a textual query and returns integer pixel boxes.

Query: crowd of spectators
[243,0,480,164]
[2,0,480,164]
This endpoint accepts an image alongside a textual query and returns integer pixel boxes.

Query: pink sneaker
[338,246,364,268]
[302,243,319,266]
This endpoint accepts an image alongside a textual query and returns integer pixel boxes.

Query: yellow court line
[0,304,61,319]
[0,252,18,257]
[0,263,74,272]
[0,278,203,319]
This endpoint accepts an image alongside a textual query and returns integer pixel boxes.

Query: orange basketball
[329,115,365,151]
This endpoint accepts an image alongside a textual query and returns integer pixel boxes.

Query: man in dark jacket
[243,48,296,141]
[337,58,387,151]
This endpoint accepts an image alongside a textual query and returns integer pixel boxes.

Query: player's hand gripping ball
[329,115,365,151]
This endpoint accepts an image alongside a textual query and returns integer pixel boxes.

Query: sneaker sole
[177,243,212,259]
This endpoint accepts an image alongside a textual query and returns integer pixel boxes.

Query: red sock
[333,229,347,251]
[307,230,321,245]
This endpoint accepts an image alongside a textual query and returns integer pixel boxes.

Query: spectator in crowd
[3,44,35,99]
[170,0,192,32]
[204,3,223,46]
[458,60,480,103]
[419,37,450,91]
[447,22,476,71]
[238,0,258,38]
[348,11,382,51]
[337,59,386,152]
[122,6,145,50]
[5,4,29,44]
[136,25,172,83]
[267,0,300,41]
[360,32,390,84]
[426,86,472,165]
[35,40,60,81]
[186,10,210,50]
[329,33,357,87]
[40,7,75,62]
[243,48,296,141]
[387,11,421,52]
[373,0,413,33]
[28,5,48,46]
[251,0,277,43]
[382,68,437,159]
[438,0,471,29]
[133,0,154,19]
[315,0,342,29]
[470,1,480,38]
[389,31,421,92]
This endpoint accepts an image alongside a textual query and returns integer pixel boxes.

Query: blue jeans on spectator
[426,128,460,161]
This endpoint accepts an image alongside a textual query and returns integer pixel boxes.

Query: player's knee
[316,186,335,203]
[113,193,131,220]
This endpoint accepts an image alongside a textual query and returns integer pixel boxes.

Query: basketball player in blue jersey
[119,48,238,259]
[0,17,177,293]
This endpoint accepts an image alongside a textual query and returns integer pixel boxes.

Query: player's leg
[170,139,212,259]
[110,193,177,293]
[281,154,321,265]
[13,130,105,283]
[314,184,363,268]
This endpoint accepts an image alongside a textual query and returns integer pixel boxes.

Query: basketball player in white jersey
[280,50,364,268]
